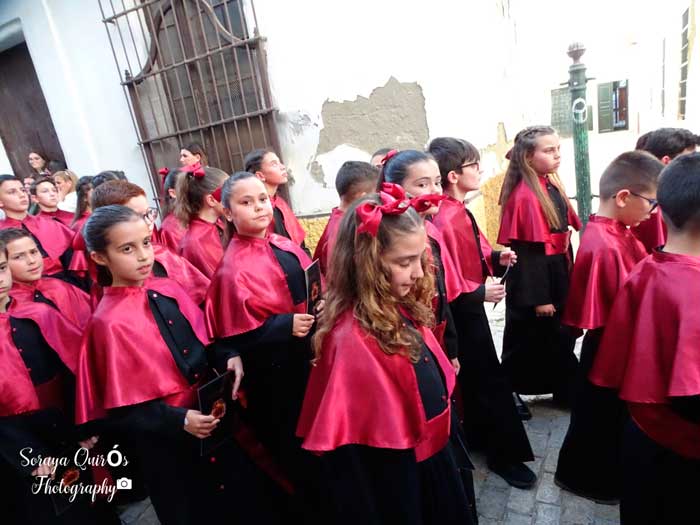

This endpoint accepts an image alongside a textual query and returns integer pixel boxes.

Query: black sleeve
[508,240,552,306]
[0,415,53,476]
[320,445,421,525]
[108,400,188,439]
[301,240,312,259]
[458,284,486,305]
[491,250,507,277]
[670,395,700,423]
[442,306,459,360]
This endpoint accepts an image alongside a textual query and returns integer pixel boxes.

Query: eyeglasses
[143,207,159,223]
[629,192,658,212]
[459,161,480,171]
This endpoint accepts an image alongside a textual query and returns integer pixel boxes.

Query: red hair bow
[380,182,446,213]
[356,189,410,237]
[380,149,399,166]
[183,161,206,179]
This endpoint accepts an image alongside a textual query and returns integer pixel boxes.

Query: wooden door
[0,43,65,177]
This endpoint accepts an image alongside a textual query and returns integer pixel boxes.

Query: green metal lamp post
[567,42,593,227]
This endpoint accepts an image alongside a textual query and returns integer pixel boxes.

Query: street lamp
[566,42,593,227]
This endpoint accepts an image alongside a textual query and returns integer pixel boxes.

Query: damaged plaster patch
[316,77,430,156]
[308,159,326,186]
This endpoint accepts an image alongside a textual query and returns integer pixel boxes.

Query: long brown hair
[499,125,569,229]
[174,166,228,226]
[313,195,435,363]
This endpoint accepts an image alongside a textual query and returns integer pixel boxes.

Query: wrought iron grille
[98,0,280,195]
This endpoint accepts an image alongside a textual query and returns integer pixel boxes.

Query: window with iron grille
[98,0,281,196]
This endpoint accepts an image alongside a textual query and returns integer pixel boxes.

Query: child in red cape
[428,138,535,488]
[497,125,581,405]
[313,160,378,276]
[297,190,477,525]
[555,151,663,503]
[589,153,700,523]
[205,172,323,524]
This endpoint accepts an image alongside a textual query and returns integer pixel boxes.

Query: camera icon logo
[116,477,132,490]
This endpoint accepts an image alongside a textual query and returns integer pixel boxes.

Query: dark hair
[83,205,143,286]
[379,150,435,189]
[175,166,228,226]
[0,228,33,246]
[182,143,207,165]
[161,169,183,218]
[92,171,122,189]
[641,128,699,160]
[335,161,379,199]
[599,151,664,199]
[371,148,393,160]
[0,240,6,260]
[71,176,94,227]
[244,148,275,173]
[29,177,56,196]
[28,150,49,173]
[0,174,22,188]
[635,131,653,151]
[47,160,67,173]
[427,137,480,186]
[219,171,258,240]
[657,152,700,230]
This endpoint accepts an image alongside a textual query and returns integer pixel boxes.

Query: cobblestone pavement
[475,302,620,525]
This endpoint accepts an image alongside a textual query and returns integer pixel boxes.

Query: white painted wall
[0,0,155,197]
[255,0,696,214]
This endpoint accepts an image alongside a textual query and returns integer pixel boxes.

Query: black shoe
[512,393,532,420]
[488,461,537,489]
[554,475,619,505]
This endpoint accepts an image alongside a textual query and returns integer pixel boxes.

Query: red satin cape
[71,212,90,234]
[0,301,82,417]
[589,251,700,458]
[153,244,210,306]
[296,309,456,462]
[631,208,667,253]
[563,215,648,330]
[497,177,581,252]
[76,277,210,423]
[157,213,187,253]
[0,215,75,275]
[424,218,471,302]
[205,233,312,338]
[178,218,225,279]
[269,194,306,246]
[10,278,92,329]
[313,207,343,276]
[39,209,75,227]
[431,195,493,293]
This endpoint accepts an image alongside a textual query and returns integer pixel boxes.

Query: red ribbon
[183,161,206,179]
[356,189,410,237]
[381,149,399,166]
[212,186,223,203]
[158,167,170,189]
[380,182,446,213]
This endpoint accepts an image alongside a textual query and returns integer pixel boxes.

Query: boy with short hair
[0,228,91,329]
[0,175,75,278]
[555,151,664,503]
[313,161,379,275]
[589,152,700,523]
[429,137,536,489]
[633,127,699,252]
[30,177,74,226]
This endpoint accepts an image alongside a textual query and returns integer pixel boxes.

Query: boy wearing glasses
[555,151,663,503]
[0,175,76,279]
[428,137,536,489]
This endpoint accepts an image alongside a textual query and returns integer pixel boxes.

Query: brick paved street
[477,301,620,525]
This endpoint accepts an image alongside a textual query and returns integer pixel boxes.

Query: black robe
[500,182,579,400]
